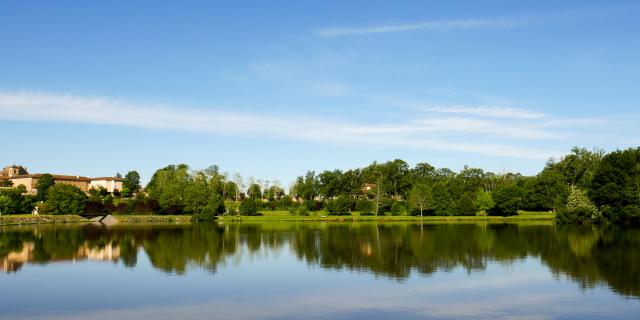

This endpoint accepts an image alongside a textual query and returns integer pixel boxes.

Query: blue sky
[1,0,639,187]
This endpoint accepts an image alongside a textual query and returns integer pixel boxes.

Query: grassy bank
[113,215,192,223]
[0,214,89,226]
[0,211,554,226]
[220,210,555,222]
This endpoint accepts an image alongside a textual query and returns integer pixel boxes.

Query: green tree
[247,183,262,200]
[456,193,477,216]
[557,186,601,224]
[490,184,524,216]
[0,185,33,215]
[41,184,87,215]
[147,164,190,214]
[326,195,353,215]
[589,147,640,223]
[239,198,260,216]
[0,179,13,187]
[356,199,375,214]
[36,173,55,202]
[408,183,433,216]
[123,171,141,197]
[474,190,494,215]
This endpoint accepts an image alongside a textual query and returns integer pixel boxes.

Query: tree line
[1,146,639,224]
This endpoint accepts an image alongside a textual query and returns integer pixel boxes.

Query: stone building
[2,165,122,194]
[89,177,124,193]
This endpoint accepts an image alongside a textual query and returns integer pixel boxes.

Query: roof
[91,177,123,181]
[10,174,92,182]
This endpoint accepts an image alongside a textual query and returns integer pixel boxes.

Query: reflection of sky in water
[1,242,638,320]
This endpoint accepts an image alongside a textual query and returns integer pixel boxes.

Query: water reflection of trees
[1,223,638,297]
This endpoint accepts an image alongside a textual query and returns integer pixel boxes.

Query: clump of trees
[1,146,639,224]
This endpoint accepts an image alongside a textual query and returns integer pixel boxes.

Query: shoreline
[1,213,555,226]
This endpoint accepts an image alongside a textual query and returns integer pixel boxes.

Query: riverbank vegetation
[1,147,638,224]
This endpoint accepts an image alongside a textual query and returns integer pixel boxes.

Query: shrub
[239,199,261,216]
[326,196,353,215]
[356,199,375,215]
[455,193,477,216]
[390,201,406,216]
[41,184,87,215]
[192,206,217,221]
[556,186,602,224]
[489,184,524,216]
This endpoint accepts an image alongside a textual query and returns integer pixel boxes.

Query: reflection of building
[1,241,121,273]
[1,165,122,194]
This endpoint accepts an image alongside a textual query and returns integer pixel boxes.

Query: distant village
[0,165,123,194]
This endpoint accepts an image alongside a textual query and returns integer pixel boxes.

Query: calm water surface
[1,222,639,319]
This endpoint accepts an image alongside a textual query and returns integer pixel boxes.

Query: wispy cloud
[0,91,578,160]
[316,9,628,37]
[317,16,533,37]
[426,106,548,119]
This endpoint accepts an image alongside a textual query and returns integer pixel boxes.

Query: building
[2,165,122,194]
[1,165,28,177]
[89,177,123,193]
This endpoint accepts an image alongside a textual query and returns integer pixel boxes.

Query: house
[89,177,123,193]
[2,165,122,194]
[1,165,28,177]
[10,174,92,192]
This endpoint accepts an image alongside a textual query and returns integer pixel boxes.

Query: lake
[1,222,639,319]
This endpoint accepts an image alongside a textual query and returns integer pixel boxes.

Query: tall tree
[589,147,640,223]
[409,184,433,216]
[36,173,55,202]
[123,171,141,196]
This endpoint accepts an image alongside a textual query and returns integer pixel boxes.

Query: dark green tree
[239,198,260,216]
[409,183,433,216]
[123,171,141,196]
[36,173,55,202]
[490,184,524,216]
[589,148,640,223]
[41,184,87,215]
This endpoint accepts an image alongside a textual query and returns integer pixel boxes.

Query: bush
[390,201,406,216]
[489,184,524,216]
[41,184,87,215]
[455,193,477,216]
[356,199,375,215]
[0,186,35,215]
[303,200,324,211]
[239,199,261,216]
[326,196,353,215]
[557,186,602,224]
[192,206,217,221]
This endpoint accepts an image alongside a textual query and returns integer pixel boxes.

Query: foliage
[41,184,87,215]
[123,171,141,197]
[0,186,34,215]
[557,186,601,224]
[589,148,640,224]
[36,173,55,202]
[408,183,432,216]
[326,195,353,215]
[356,199,375,214]
[390,201,406,216]
[456,193,477,216]
[247,183,262,200]
[239,199,261,216]
[489,184,524,216]
[474,190,494,214]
